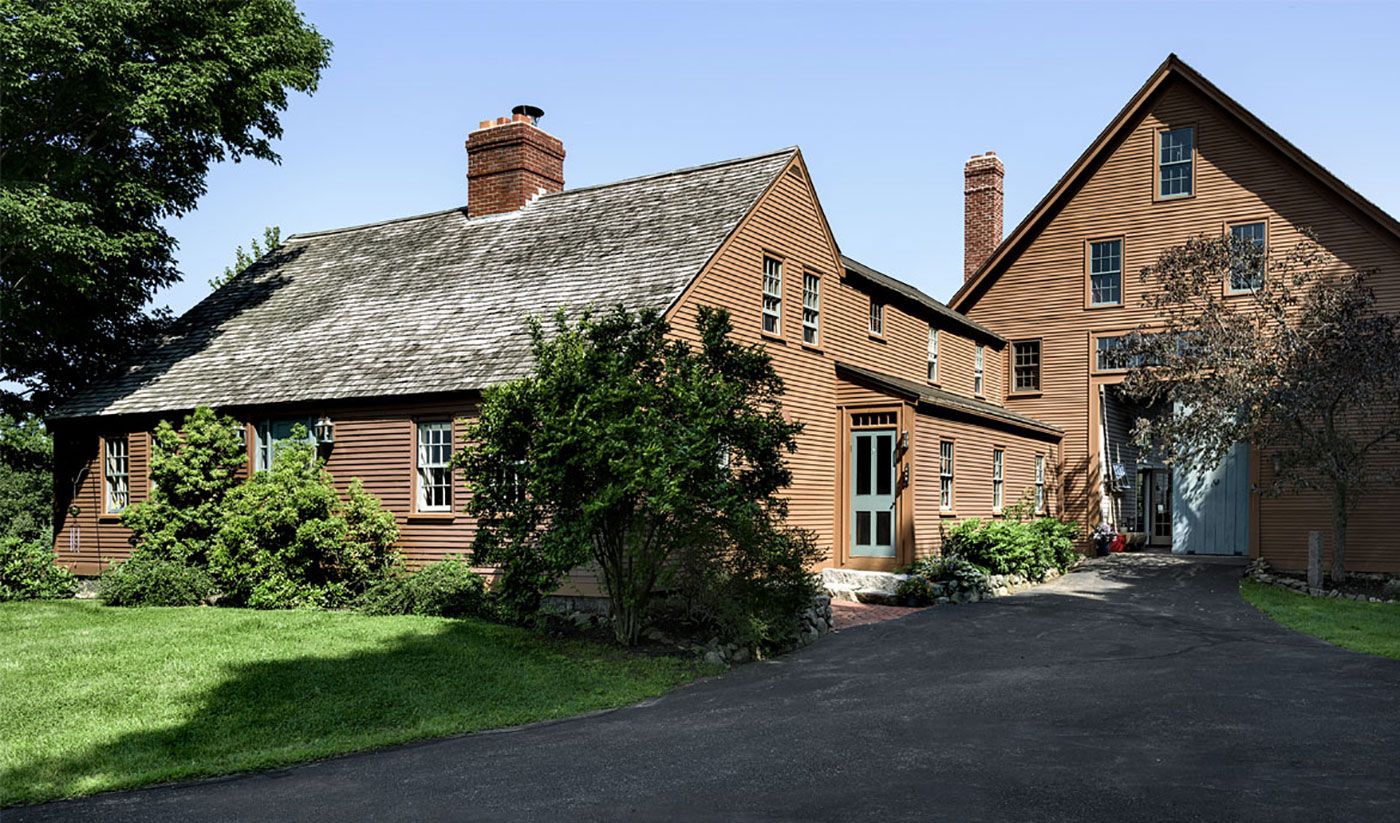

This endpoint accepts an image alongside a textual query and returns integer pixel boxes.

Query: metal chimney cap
[511,105,544,124]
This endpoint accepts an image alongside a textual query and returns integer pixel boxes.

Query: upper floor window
[1035,455,1047,513]
[992,448,1004,511]
[1095,335,1127,372]
[926,327,939,382]
[762,256,782,335]
[939,440,955,511]
[104,436,129,513]
[1012,340,1041,392]
[1158,127,1194,199]
[869,299,884,337]
[802,272,820,345]
[974,344,985,396]
[1089,239,1123,306]
[1228,221,1267,293]
[416,421,453,512]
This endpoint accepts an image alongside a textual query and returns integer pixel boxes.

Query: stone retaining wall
[1246,558,1399,603]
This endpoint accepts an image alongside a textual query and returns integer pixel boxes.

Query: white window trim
[802,272,820,346]
[762,256,783,336]
[927,327,939,383]
[992,448,1004,512]
[416,421,453,513]
[939,440,955,511]
[974,345,985,396]
[869,300,884,337]
[1035,455,1047,514]
[104,436,129,514]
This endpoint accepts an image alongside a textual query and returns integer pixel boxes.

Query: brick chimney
[465,107,565,218]
[964,152,1004,281]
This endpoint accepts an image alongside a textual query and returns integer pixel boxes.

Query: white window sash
[927,328,939,382]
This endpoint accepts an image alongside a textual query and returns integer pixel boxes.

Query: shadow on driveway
[16,556,1400,822]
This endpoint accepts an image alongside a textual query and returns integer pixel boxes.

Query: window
[104,436,129,513]
[802,272,820,345]
[1158,127,1194,198]
[1095,335,1127,372]
[868,299,884,337]
[255,418,315,472]
[939,440,955,511]
[974,345,985,395]
[762,256,782,335]
[992,448,1004,511]
[496,462,525,507]
[1035,455,1046,513]
[416,421,453,512]
[1089,239,1123,306]
[1229,221,1267,292]
[1012,341,1041,392]
[926,327,939,382]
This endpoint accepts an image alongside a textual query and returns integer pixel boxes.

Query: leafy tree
[120,406,247,565]
[1116,232,1400,582]
[209,225,283,290]
[210,428,400,609]
[455,306,810,645]
[0,413,53,542]
[0,0,331,415]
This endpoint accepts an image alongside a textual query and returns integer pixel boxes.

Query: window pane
[1229,222,1266,291]
[1090,240,1122,305]
[1014,341,1041,391]
[875,511,891,546]
[763,257,782,334]
[1158,128,1194,198]
[869,301,883,335]
[856,511,872,546]
[876,434,892,496]
[855,434,871,496]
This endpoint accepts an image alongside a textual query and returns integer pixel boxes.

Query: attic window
[868,299,884,337]
[786,166,805,181]
[1158,127,1194,199]
[762,256,783,335]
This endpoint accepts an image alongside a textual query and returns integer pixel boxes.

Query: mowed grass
[0,600,709,807]
[1240,579,1400,660]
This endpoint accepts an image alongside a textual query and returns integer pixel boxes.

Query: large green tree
[456,306,815,646]
[0,0,330,414]
[1116,232,1400,582]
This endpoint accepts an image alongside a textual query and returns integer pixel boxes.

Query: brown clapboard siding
[957,74,1400,569]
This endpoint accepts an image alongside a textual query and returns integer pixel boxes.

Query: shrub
[943,517,1082,580]
[100,554,215,607]
[0,533,77,601]
[356,556,488,618]
[120,407,246,565]
[1,413,53,544]
[210,431,400,609]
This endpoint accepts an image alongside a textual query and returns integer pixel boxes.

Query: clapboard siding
[957,76,1400,569]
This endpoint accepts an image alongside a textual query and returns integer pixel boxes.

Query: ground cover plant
[0,600,711,807]
[1240,578,1400,660]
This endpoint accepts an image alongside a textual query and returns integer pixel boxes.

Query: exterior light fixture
[314,416,335,445]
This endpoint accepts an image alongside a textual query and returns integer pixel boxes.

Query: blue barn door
[1172,441,1250,556]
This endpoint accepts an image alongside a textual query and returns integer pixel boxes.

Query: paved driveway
[17,556,1400,822]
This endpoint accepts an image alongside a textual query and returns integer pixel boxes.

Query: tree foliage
[0,413,53,543]
[121,406,247,565]
[0,0,331,414]
[455,306,814,645]
[210,225,282,290]
[1116,231,1400,581]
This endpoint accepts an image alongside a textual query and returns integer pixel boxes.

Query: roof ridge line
[544,146,799,198]
[288,206,472,241]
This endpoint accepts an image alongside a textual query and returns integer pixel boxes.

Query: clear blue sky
[161,0,1400,316]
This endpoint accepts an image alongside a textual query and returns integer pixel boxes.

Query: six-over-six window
[1158,126,1194,198]
[1089,239,1123,306]
[416,421,453,512]
[1012,340,1041,392]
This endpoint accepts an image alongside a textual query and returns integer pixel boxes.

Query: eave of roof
[834,361,1062,439]
[840,255,1005,347]
[949,53,1400,313]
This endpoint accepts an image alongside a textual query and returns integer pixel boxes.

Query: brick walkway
[830,600,931,631]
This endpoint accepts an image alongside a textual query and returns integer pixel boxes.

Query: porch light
[314,416,335,445]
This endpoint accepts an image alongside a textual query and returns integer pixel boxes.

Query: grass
[1240,579,1400,660]
[0,600,711,807]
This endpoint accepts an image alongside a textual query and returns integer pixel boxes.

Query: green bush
[101,554,215,607]
[943,517,1082,579]
[356,556,488,618]
[210,432,400,609]
[1,413,53,544]
[0,533,77,601]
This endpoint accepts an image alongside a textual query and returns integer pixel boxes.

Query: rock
[703,650,725,667]
[936,596,951,605]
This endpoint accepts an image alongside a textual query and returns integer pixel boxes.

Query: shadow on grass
[5,617,694,807]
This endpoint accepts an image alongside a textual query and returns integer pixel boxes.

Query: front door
[850,428,896,557]
[1149,470,1172,545]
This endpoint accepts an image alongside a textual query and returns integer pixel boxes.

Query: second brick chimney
[964,152,1004,281]
[465,108,565,218]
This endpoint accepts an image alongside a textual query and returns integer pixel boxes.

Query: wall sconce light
[898,430,910,452]
[314,416,335,446]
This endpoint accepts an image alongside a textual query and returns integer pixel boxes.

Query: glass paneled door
[851,428,897,557]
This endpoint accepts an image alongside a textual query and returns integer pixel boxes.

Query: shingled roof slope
[55,148,797,419]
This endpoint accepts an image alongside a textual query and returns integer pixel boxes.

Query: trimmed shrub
[943,517,1082,580]
[101,554,215,607]
[356,556,488,618]
[0,533,77,601]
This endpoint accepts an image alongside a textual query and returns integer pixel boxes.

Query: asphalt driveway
[16,556,1400,822]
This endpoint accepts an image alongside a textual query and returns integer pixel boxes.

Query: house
[50,109,1062,584]
[951,55,1400,572]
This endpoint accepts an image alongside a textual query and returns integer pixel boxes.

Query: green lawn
[0,600,710,807]
[1240,579,1400,660]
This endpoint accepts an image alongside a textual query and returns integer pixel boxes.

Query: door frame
[835,401,915,571]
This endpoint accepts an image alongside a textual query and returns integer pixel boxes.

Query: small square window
[1159,127,1194,199]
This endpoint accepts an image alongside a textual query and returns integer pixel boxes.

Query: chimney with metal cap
[465,105,565,218]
